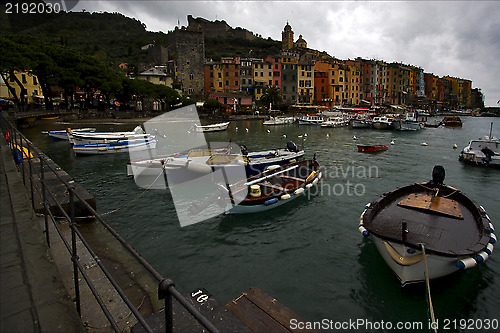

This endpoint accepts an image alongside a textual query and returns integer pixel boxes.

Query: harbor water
[23,116,499,332]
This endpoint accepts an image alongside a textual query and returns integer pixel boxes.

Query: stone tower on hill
[187,15,256,40]
[167,26,205,99]
[282,22,294,50]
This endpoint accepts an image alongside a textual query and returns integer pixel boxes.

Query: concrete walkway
[0,132,84,333]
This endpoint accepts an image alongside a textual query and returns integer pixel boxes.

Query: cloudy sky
[72,0,500,107]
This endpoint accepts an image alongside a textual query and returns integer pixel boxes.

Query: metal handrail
[0,114,220,333]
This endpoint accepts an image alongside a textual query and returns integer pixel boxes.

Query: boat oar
[244,164,299,186]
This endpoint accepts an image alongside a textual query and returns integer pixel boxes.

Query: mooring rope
[102,166,166,216]
[421,243,438,333]
[416,183,458,199]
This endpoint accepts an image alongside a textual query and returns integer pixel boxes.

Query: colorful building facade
[0,71,44,104]
[200,21,477,110]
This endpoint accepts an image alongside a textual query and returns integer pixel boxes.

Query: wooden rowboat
[224,159,321,214]
[358,165,495,286]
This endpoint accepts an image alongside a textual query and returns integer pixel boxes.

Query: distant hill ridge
[0,10,281,68]
[187,15,259,40]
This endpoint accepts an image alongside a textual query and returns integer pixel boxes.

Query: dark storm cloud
[73,1,500,106]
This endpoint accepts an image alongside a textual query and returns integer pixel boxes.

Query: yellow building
[345,65,360,105]
[443,75,462,108]
[137,66,174,87]
[297,62,314,105]
[432,75,440,101]
[253,59,273,101]
[205,62,225,93]
[462,79,472,108]
[328,62,346,106]
[457,78,472,108]
[0,71,44,104]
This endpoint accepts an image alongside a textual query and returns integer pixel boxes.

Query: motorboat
[224,159,322,214]
[392,112,424,131]
[67,126,149,144]
[163,142,305,184]
[357,145,388,152]
[459,136,500,168]
[442,116,462,127]
[358,165,495,286]
[263,116,295,125]
[459,122,499,168]
[298,114,325,125]
[73,138,157,155]
[321,116,349,128]
[372,116,394,130]
[128,142,304,185]
[127,146,231,177]
[424,120,442,128]
[349,113,372,129]
[190,122,229,133]
[47,128,96,140]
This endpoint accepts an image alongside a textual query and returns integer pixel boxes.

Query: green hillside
[1,10,166,67]
[1,8,282,68]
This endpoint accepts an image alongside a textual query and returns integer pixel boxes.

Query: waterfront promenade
[0,119,329,333]
[0,131,84,332]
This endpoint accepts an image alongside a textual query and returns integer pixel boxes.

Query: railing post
[27,142,35,209]
[159,279,175,333]
[19,132,26,185]
[40,154,50,247]
[69,186,81,316]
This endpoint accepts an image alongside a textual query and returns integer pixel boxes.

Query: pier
[0,113,311,332]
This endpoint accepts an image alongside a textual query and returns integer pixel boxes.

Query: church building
[281,22,307,50]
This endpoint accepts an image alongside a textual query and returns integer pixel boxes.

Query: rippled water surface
[23,116,500,332]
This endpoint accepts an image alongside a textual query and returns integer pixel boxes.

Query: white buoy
[457,257,477,269]
[326,134,329,138]
[453,143,458,149]
[353,135,358,140]
[298,135,303,138]
[421,142,428,146]
[267,129,270,133]
[245,128,249,132]
[304,133,308,137]
[235,127,238,130]
[186,161,212,174]
[282,134,287,138]
[391,140,395,145]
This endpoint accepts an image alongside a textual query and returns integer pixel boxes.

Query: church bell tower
[282,22,294,51]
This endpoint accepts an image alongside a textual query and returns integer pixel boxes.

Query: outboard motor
[430,165,445,186]
[240,145,248,156]
[286,141,298,152]
[481,147,495,162]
